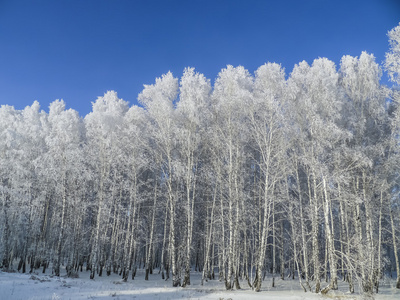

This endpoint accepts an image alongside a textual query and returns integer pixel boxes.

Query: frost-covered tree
[340,51,388,294]
[287,57,345,293]
[176,67,211,287]
[119,104,148,281]
[0,105,21,270]
[138,72,181,286]
[250,63,287,292]
[385,22,400,290]
[386,22,400,86]
[85,91,129,279]
[210,65,253,290]
[2,22,400,297]
[45,100,84,276]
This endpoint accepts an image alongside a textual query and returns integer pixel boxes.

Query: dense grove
[1,24,400,295]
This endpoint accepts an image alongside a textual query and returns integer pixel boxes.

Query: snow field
[0,269,399,300]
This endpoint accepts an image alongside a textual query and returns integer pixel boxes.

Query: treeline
[1,24,400,295]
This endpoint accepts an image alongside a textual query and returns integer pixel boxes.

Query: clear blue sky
[0,0,399,117]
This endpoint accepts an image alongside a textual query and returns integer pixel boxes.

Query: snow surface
[0,269,399,300]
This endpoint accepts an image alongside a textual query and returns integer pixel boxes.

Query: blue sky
[0,0,399,117]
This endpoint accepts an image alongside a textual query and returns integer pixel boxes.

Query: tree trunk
[321,177,338,294]
[1,192,10,270]
[272,197,276,287]
[295,164,311,290]
[310,172,320,293]
[90,152,106,280]
[389,203,400,289]
[182,162,196,288]
[280,220,285,280]
[232,162,241,291]
[363,172,375,294]
[145,181,157,281]
[288,198,307,292]
[167,181,179,287]
[202,186,217,285]
[254,177,273,292]
[160,204,169,280]
[55,169,67,277]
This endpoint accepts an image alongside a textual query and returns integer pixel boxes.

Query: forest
[1,24,400,296]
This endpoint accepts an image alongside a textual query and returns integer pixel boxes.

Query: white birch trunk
[254,175,272,292]
[55,156,67,277]
[389,202,400,289]
[202,184,217,285]
[55,175,66,277]
[90,145,107,280]
[288,201,307,292]
[321,177,338,294]
[182,145,196,287]
[311,173,320,293]
[145,182,157,280]
[295,164,311,290]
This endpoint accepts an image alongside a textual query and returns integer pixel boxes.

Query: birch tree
[176,67,211,287]
[211,65,253,290]
[46,100,84,276]
[288,58,344,293]
[138,72,181,286]
[250,63,287,292]
[385,22,400,289]
[85,91,129,279]
[340,52,387,294]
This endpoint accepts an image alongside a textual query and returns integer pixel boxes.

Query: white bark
[202,183,217,285]
[389,200,400,289]
[321,176,338,294]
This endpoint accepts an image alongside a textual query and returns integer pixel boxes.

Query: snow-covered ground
[0,269,399,300]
